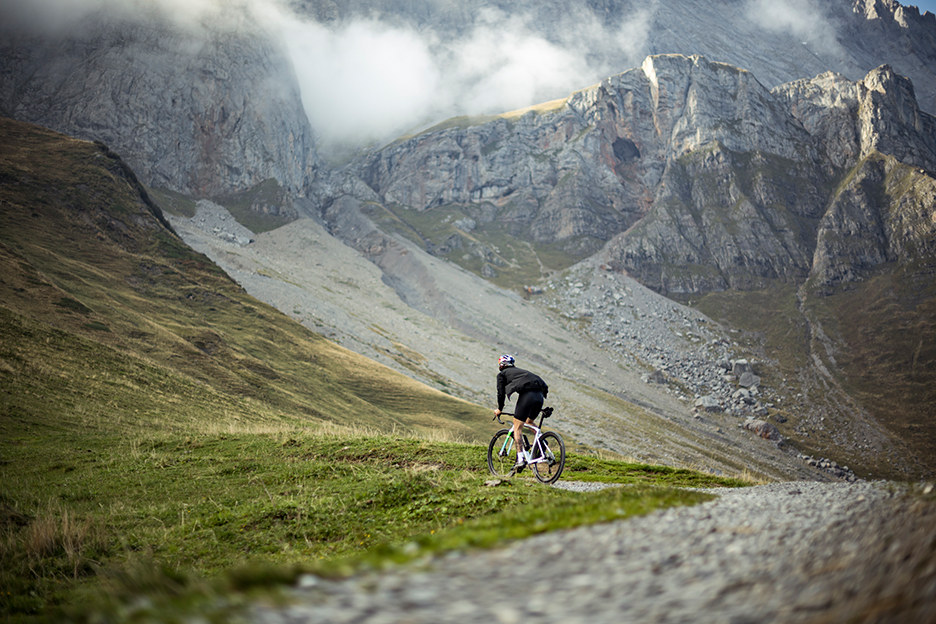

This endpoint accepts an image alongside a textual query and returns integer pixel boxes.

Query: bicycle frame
[494,408,554,464]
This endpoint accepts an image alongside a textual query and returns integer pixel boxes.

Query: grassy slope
[803,266,936,471]
[0,118,743,621]
[0,117,489,441]
[363,201,581,291]
[801,157,936,471]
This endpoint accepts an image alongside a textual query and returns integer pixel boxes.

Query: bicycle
[487,406,566,483]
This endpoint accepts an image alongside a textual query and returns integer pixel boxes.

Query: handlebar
[493,411,513,424]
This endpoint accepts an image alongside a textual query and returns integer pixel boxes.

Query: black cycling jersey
[496,366,548,411]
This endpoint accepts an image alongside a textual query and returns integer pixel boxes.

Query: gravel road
[251,480,936,624]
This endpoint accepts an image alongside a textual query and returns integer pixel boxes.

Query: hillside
[0,117,490,442]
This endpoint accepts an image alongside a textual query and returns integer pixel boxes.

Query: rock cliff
[351,56,936,295]
[0,12,317,210]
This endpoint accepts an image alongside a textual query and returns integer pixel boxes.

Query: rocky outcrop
[810,153,936,288]
[353,55,935,295]
[0,14,317,206]
[777,66,936,171]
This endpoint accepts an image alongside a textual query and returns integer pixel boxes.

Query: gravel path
[251,481,936,624]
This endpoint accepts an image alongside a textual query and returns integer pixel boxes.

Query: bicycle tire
[532,431,565,483]
[487,428,517,478]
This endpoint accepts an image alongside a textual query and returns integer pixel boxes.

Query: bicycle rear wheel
[532,431,565,483]
[487,428,517,477]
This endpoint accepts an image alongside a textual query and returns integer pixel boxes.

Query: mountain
[3,0,935,200]
[0,117,488,444]
[349,57,935,292]
[0,8,317,216]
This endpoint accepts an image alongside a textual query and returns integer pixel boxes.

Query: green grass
[213,178,295,233]
[146,187,199,218]
[0,423,735,622]
[803,266,936,467]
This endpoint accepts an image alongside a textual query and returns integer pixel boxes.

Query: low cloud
[279,5,653,148]
[743,0,845,55]
[279,18,444,147]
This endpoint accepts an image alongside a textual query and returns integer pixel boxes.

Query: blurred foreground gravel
[250,480,935,623]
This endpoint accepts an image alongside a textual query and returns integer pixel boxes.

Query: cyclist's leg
[511,417,523,450]
[513,391,544,461]
[511,417,529,463]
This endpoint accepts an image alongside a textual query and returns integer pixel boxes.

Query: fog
[276,5,652,148]
[743,0,846,58]
[1,0,844,150]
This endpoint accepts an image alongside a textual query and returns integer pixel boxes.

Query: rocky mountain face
[352,55,936,294]
[0,12,317,214]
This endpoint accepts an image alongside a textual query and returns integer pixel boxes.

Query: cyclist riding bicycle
[493,354,549,471]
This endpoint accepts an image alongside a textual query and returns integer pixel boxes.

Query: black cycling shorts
[514,391,544,424]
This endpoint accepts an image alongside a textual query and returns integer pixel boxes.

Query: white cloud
[744,0,844,55]
[438,9,592,114]
[281,18,443,146]
[281,6,656,148]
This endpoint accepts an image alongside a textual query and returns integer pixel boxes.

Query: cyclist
[493,354,549,470]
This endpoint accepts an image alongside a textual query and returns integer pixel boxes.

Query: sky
[914,0,936,14]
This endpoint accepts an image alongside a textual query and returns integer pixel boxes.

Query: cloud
[280,18,443,147]
[743,0,845,54]
[279,6,655,148]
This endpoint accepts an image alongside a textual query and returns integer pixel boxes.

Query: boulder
[694,395,722,412]
[743,419,782,442]
[731,359,754,377]
[738,371,761,388]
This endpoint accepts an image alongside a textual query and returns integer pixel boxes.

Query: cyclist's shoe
[514,453,528,472]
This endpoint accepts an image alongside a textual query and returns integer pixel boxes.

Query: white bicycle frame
[499,420,551,463]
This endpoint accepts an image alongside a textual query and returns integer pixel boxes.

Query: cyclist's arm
[495,371,507,411]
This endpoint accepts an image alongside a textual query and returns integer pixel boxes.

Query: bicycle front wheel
[532,431,565,483]
[487,428,517,477]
